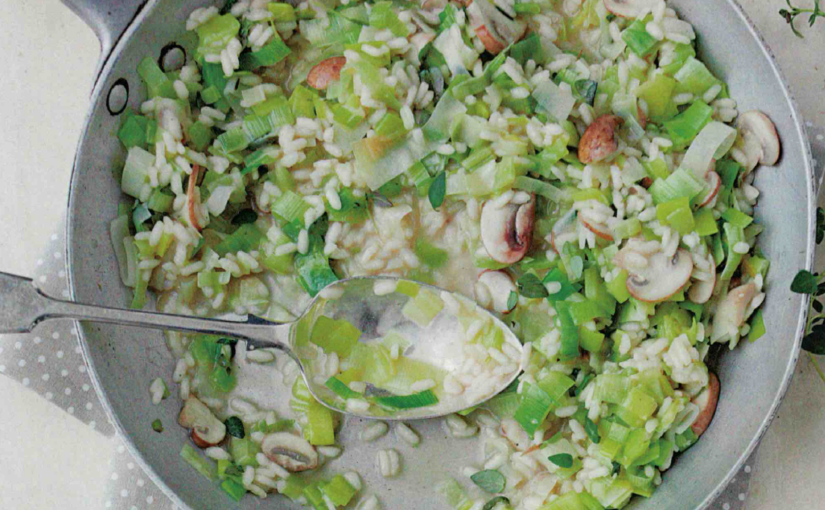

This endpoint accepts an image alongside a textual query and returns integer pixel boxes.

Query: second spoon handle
[0,271,292,352]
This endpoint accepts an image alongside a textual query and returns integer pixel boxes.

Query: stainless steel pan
[60,0,819,508]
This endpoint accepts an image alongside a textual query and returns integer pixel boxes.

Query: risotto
[111,0,780,507]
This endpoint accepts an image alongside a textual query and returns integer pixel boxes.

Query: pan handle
[61,0,148,79]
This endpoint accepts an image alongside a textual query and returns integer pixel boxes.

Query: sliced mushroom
[737,111,781,170]
[578,115,624,164]
[580,217,614,242]
[466,0,527,55]
[711,282,757,342]
[500,418,531,451]
[478,271,517,314]
[481,194,536,264]
[178,397,226,448]
[262,432,320,472]
[187,165,203,232]
[549,209,577,254]
[691,372,720,437]
[614,247,693,303]
[603,0,659,18]
[687,254,716,304]
[697,170,721,208]
[307,56,347,90]
[637,105,648,130]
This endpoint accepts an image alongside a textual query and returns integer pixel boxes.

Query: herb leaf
[517,273,549,299]
[506,291,518,312]
[802,324,825,354]
[791,270,819,294]
[547,453,574,468]
[231,209,258,225]
[779,0,825,37]
[428,171,447,209]
[584,416,600,444]
[470,469,506,494]
[225,416,246,439]
[482,496,511,510]
[151,418,164,433]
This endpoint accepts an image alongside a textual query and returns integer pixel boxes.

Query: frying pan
[59,0,819,508]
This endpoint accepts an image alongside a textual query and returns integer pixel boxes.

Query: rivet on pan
[159,43,187,73]
[107,78,129,116]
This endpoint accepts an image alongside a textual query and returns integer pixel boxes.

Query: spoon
[0,270,523,419]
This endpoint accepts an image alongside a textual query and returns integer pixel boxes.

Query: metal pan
[60,0,819,508]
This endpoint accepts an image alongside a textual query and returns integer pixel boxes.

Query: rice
[376,449,402,478]
[361,421,389,442]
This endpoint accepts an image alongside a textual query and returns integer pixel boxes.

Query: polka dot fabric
[2,122,824,508]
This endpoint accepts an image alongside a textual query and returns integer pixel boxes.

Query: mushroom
[711,282,757,342]
[603,0,659,18]
[687,253,716,304]
[187,165,203,232]
[580,217,614,242]
[549,209,577,254]
[613,246,693,303]
[690,372,720,437]
[466,0,527,55]
[477,271,517,314]
[261,432,320,472]
[481,194,536,265]
[696,170,721,208]
[500,418,531,451]
[737,111,781,171]
[307,56,347,90]
[178,397,226,448]
[578,115,624,164]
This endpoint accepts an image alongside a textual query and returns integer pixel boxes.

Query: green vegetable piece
[151,419,164,433]
[656,197,695,234]
[470,469,506,494]
[311,316,362,358]
[137,57,176,99]
[240,34,291,70]
[548,453,574,468]
[214,224,264,256]
[327,188,369,224]
[221,478,247,502]
[321,475,358,506]
[428,171,447,209]
[374,390,439,410]
[664,101,713,150]
[517,273,550,299]
[225,416,245,439]
[180,444,218,480]
[482,497,512,510]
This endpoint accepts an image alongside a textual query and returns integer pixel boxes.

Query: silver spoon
[0,270,523,419]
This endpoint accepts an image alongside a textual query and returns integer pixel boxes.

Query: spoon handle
[0,270,292,352]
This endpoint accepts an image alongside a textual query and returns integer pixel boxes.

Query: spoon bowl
[0,271,523,419]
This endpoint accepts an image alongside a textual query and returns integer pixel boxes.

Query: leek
[326,376,362,400]
[748,309,766,342]
[267,3,296,21]
[415,238,449,268]
[437,479,474,510]
[715,159,742,206]
[674,56,721,96]
[121,146,155,199]
[513,176,565,202]
[402,288,444,327]
[221,479,246,502]
[511,33,546,66]
[543,268,580,303]
[229,437,260,467]
[656,197,695,234]
[118,113,152,149]
[321,475,358,506]
[240,34,291,70]
[694,207,719,236]
[423,92,467,142]
[374,390,439,410]
[294,237,338,297]
[621,16,657,57]
[137,57,176,99]
[720,222,745,280]
[532,80,576,122]
[635,74,677,122]
[539,490,604,510]
[722,208,753,228]
[311,316,361,357]
[214,224,264,256]
[369,1,409,37]
[681,121,737,179]
[300,12,361,48]
[664,101,713,150]
[180,444,217,480]
[648,167,707,205]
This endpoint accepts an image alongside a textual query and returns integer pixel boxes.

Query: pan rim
[63,1,815,508]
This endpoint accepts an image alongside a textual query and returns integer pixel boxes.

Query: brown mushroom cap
[307,56,347,90]
[178,397,226,448]
[711,282,757,342]
[687,254,716,305]
[478,270,517,313]
[578,115,624,164]
[691,372,720,437]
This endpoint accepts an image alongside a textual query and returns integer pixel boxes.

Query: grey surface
[62,1,816,510]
